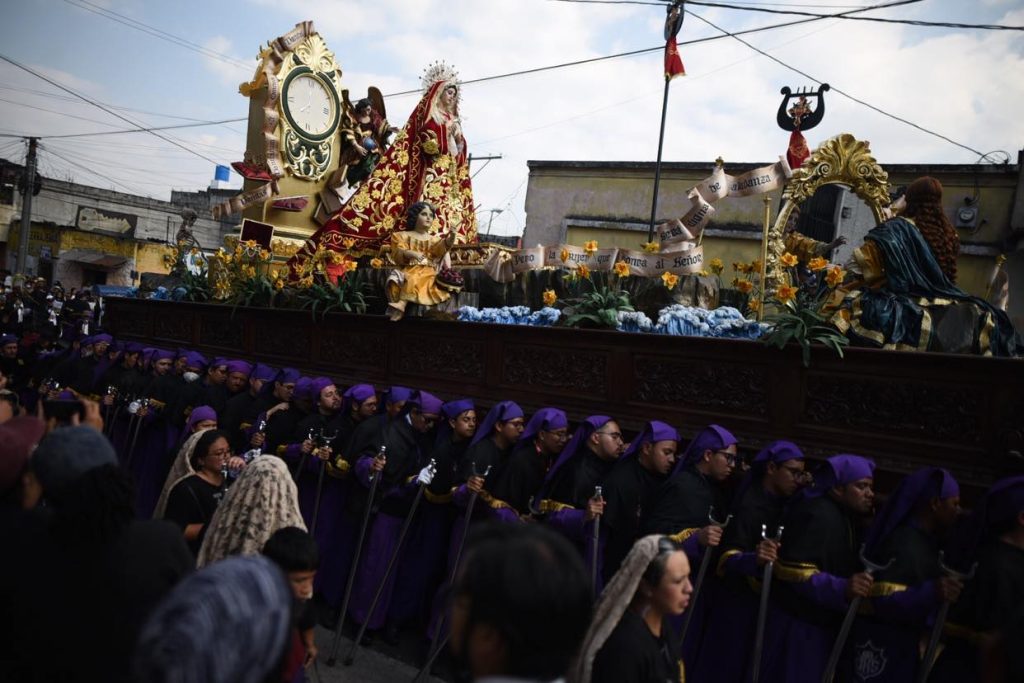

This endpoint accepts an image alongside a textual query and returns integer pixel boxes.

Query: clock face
[283,71,338,140]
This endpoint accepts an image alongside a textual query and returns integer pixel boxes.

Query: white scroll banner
[537,245,621,272]
[512,246,545,274]
[544,244,586,269]
[657,217,697,246]
[663,245,704,275]
[679,188,716,237]
[659,157,793,243]
[617,248,662,277]
[586,247,619,272]
[212,180,279,220]
[727,156,793,197]
[613,245,704,277]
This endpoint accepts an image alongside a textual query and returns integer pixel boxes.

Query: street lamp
[485,208,503,236]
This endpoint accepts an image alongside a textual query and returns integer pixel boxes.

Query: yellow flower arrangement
[577,264,592,279]
[747,297,761,313]
[775,284,799,303]
[661,271,679,290]
[807,256,829,272]
[708,257,724,274]
[273,278,285,291]
[613,261,630,278]
[751,259,762,273]
[825,265,846,288]
[736,279,754,294]
[643,241,661,254]
[780,252,799,267]
[344,259,358,273]
[583,240,599,255]
[370,257,384,269]
[542,289,558,307]
[328,250,346,265]
[560,247,570,264]
[733,261,753,274]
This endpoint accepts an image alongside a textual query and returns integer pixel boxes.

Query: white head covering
[196,456,305,567]
[571,535,664,683]
[153,428,211,519]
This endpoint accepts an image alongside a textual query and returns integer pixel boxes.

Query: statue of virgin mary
[289,62,478,276]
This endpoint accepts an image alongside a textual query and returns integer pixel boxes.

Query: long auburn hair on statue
[902,176,961,283]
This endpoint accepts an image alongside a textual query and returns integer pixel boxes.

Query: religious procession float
[105,21,1023,498]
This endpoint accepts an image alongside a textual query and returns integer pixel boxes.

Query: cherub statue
[385,200,458,321]
[338,87,397,188]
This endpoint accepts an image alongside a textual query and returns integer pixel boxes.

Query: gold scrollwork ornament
[284,129,332,182]
[765,133,891,287]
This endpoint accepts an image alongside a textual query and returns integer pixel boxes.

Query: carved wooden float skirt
[104,299,1024,500]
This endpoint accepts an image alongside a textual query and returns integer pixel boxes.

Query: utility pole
[468,153,502,180]
[485,208,503,236]
[16,137,38,275]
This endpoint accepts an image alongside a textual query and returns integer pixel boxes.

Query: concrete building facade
[524,154,1023,325]
[0,158,237,290]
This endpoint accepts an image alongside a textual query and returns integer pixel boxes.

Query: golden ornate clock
[281,65,340,180]
[215,21,347,242]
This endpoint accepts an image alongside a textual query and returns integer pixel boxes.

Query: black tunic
[362,416,431,517]
[719,481,787,593]
[773,494,863,626]
[265,402,305,456]
[933,540,1024,681]
[97,361,144,401]
[547,446,616,509]
[339,413,386,466]
[601,456,668,582]
[488,441,549,515]
[428,436,469,498]
[592,609,683,683]
[164,474,224,556]
[641,465,723,538]
[221,390,261,452]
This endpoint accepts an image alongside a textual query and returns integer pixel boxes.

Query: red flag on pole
[665,35,686,80]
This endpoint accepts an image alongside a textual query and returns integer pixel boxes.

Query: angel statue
[288,61,478,279]
[339,87,398,188]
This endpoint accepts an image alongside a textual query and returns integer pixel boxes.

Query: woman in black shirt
[164,429,231,555]
[575,536,693,683]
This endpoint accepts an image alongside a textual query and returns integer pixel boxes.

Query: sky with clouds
[0,0,1021,236]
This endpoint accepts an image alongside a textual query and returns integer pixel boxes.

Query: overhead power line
[0,0,870,141]
[40,143,151,196]
[683,8,988,157]
[62,0,253,72]
[0,0,985,162]
[0,53,222,165]
[382,0,922,96]
[684,0,1024,30]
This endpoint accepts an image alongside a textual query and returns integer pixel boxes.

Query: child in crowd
[263,526,321,682]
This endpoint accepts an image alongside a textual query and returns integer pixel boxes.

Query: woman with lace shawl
[832,176,1020,355]
[573,536,693,683]
[197,455,305,567]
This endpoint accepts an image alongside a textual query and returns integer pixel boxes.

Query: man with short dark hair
[449,521,592,682]
[760,454,877,683]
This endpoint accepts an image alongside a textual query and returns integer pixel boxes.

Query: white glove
[416,464,435,486]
